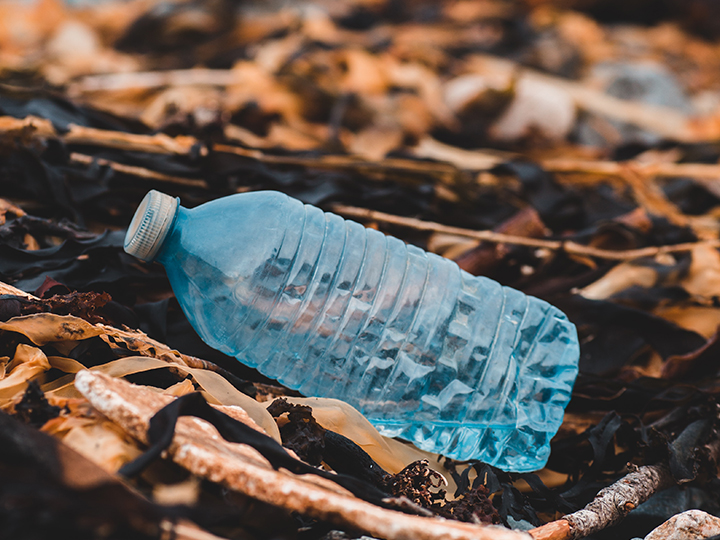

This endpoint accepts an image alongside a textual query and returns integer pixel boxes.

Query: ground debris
[11,379,60,427]
[383,459,448,510]
[268,397,326,467]
[440,485,503,525]
[0,290,113,325]
[1,0,720,538]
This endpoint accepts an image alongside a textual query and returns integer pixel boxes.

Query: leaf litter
[1,0,720,539]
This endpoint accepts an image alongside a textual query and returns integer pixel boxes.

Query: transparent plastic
[142,190,579,472]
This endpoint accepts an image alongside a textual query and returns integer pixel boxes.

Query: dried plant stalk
[333,204,720,261]
[529,464,675,540]
[70,153,207,188]
[64,124,203,156]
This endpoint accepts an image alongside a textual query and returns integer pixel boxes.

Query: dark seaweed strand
[119,392,393,507]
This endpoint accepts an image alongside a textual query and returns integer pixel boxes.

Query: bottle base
[371,420,552,472]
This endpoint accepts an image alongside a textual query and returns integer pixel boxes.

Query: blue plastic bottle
[124,190,579,472]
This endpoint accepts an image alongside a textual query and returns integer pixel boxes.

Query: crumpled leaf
[267,397,326,466]
[681,243,720,298]
[52,417,143,473]
[0,344,51,402]
[0,290,113,325]
[11,380,60,427]
[0,313,103,348]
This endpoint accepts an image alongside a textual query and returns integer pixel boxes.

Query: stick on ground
[529,464,675,540]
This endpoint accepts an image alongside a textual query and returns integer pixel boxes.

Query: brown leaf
[0,344,51,403]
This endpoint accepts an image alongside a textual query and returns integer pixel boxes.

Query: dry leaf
[61,421,143,473]
[579,262,658,300]
[412,137,505,170]
[681,243,720,298]
[654,305,720,339]
[349,126,403,161]
[0,344,51,402]
[490,76,576,141]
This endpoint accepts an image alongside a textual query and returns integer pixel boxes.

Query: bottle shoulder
[158,191,304,274]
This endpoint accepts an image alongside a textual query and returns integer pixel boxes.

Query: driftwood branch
[69,69,241,94]
[543,159,720,180]
[64,124,205,156]
[213,143,460,184]
[332,204,720,261]
[529,464,675,540]
[70,153,207,188]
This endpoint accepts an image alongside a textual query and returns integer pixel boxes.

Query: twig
[70,69,241,95]
[332,204,720,261]
[64,124,205,156]
[529,464,675,540]
[543,159,720,179]
[0,115,56,140]
[4,114,720,185]
[69,153,207,188]
[213,143,460,184]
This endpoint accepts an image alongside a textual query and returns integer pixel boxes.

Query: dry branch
[69,69,241,94]
[70,153,207,188]
[529,464,675,540]
[542,159,720,180]
[4,114,720,190]
[213,143,460,184]
[332,204,720,261]
[64,124,204,156]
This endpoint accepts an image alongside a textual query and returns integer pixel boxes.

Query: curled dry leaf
[578,261,658,300]
[57,419,144,473]
[681,243,720,298]
[0,344,51,404]
[75,370,528,540]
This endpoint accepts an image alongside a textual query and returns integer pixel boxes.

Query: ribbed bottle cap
[124,190,179,262]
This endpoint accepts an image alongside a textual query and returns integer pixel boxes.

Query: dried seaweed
[121,392,393,508]
[268,397,327,467]
[11,380,60,428]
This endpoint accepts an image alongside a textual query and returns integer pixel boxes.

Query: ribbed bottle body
[158,191,579,471]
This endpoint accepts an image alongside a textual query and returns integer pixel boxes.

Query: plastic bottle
[124,190,579,472]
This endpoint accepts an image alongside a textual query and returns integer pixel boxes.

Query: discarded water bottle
[124,190,579,472]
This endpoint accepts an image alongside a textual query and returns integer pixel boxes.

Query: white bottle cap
[124,190,179,262]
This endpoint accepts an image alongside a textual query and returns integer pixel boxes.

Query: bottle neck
[154,206,187,264]
[123,190,180,262]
